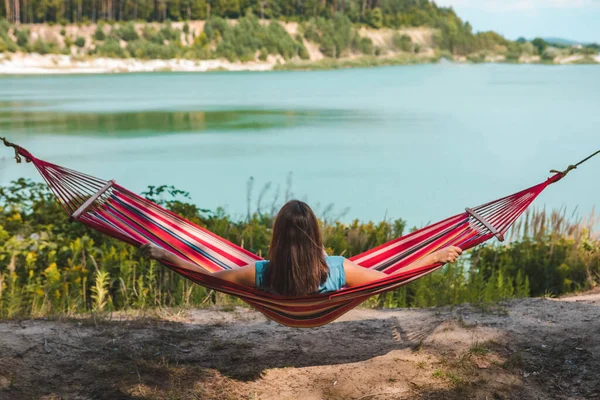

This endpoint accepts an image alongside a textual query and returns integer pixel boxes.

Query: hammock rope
[549,149,600,178]
[2,138,598,328]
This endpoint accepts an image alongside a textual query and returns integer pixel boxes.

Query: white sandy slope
[0,52,276,74]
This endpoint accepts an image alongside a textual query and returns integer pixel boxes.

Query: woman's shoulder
[255,260,269,272]
[323,256,346,290]
[254,260,270,289]
[325,255,345,266]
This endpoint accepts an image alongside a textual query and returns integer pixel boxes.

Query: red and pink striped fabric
[14,145,563,327]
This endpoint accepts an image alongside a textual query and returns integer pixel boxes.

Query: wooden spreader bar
[69,180,115,223]
[465,207,504,242]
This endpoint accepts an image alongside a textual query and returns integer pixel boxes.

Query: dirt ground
[1,291,599,400]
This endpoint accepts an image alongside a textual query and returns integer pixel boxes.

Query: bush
[392,33,412,52]
[0,38,11,53]
[303,22,320,43]
[367,7,383,29]
[142,24,181,45]
[258,48,268,61]
[204,17,229,41]
[532,37,547,54]
[266,22,298,60]
[127,40,179,59]
[0,19,17,52]
[32,38,58,55]
[74,36,86,48]
[541,47,560,62]
[160,22,181,42]
[95,37,127,58]
[0,18,10,35]
[467,53,485,63]
[16,29,30,48]
[94,24,106,41]
[522,42,535,55]
[187,32,211,59]
[203,15,304,62]
[353,36,373,55]
[142,25,164,44]
[115,22,139,42]
[297,40,310,59]
[303,14,359,59]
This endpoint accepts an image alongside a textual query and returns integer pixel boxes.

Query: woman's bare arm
[344,246,463,287]
[343,259,388,287]
[140,243,256,287]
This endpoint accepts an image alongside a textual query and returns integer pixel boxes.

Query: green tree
[367,7,382,28]
[531,37,547,54]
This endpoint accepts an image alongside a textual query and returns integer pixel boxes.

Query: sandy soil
[0,292,599,400]
[358,27,436,49]
[0,53,275,74]
[556,55,587,64]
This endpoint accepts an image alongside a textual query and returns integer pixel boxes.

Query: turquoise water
[0,64,599,226]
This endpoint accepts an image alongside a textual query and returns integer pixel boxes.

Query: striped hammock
[3,140,591,328]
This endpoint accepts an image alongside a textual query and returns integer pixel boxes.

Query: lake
[0,64,599,227]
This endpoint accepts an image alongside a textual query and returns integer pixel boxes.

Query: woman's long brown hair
[264,200,329,296]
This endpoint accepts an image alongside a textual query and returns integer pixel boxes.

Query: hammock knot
[549,149,600,183]
[550,164,577,176]
[1,137,31,164]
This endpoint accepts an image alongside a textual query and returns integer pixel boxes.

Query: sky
[434,0,600,43]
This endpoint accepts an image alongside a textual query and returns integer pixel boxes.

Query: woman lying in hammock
[141,200,463,296]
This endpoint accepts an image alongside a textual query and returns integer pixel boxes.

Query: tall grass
[0,178,598,320]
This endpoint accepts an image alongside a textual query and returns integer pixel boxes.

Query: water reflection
[0,103,369,136]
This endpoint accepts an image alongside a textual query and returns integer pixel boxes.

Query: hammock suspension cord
[1,137,32,164]
[550,149,600,178]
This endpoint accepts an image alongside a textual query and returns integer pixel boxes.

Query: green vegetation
[94,23,106,41]
[0,15,311,62]
[0,18,16,52]
[0,178,598,320]
[274,53,432,71]
[0,0,523,29]
[302,14,374,58]
[204,13,308,62]
[74,36,86,48]
[0,0,598,66]
[392,33,413,52]
[15,28,30,48]
[0,0,597,65]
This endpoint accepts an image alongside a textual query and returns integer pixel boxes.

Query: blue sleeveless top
[255,256,346,294]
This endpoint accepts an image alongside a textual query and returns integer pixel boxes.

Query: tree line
[2,0,598,60]
[0,0,514,57]
[1,0,468,31]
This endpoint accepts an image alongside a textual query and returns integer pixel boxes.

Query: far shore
[0,52,599,75]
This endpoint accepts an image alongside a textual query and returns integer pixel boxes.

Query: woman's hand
[140,243,169,261]
[431,246,463,264]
